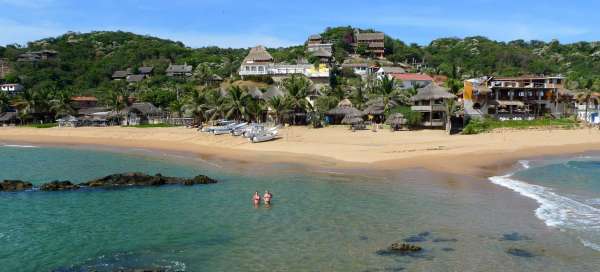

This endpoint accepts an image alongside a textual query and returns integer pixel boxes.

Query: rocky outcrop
[39,181,80,191]
[389,243,423,252]
[1,173,218,193]
[0,180,33,192]
[80,173,217,188]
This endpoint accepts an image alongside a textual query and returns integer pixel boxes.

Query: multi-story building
[166,64,193,78]
[306,34,333,64]
[17,50,58,62]
[239,45,330,82]
[353,30,385,58]
[463,76,574,120]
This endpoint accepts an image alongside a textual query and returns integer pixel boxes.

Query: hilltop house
[17,50,58,62]
[0,83,24,96]
[306,34,333,64]
[239,45,330,82]
[166,64,193,77]
[138,66,154,76]
[375,67,406,78]
[0,58,11,79]
[463,76,574,120]
[391,73,434,89]
[353,30,385,58]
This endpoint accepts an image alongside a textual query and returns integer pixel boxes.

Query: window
[251,66,257,72]
[258,66,264,72]
[245,66,250,71]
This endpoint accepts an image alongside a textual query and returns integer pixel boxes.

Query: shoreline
[2,126,600,178]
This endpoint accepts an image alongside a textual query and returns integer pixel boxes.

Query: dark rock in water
[40,181,80,191]
[359,235,369,241]
[0,180,33,192]
[80,173,217,188]
[506,248,536,258]
[377,243,423,256]
[501,232,531,241]
[432,238,458,243]
[442,247,455,252]
[418,231,430,237]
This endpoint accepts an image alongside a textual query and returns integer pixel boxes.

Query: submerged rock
[40,181,80,191]
[501,232,532,241]
[506,248,536,258]
[377,242,423,256]
[80,173,217,188]
[432,238,458,243]
[0,180,33,192]
[1,173,217,193]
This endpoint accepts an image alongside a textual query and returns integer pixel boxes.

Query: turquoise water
[1,145,599,271]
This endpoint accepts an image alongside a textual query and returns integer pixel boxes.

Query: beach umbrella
[385,113,408,126]
[341,113,364,125]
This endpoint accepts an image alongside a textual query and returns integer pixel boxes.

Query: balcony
[411,105,446,112]
[239,70,269,76]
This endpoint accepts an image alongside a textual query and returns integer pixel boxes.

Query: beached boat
[249,127,279,143]
[201,120,235,133]
[213,122,247,135]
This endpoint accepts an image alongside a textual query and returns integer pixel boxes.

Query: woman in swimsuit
[252,191,261,206]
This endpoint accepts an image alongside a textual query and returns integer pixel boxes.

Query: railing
[411,105,446,112]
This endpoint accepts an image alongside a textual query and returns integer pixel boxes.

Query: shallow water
[0,145,598,271]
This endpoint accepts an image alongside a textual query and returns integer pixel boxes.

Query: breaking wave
[489,173,600,252]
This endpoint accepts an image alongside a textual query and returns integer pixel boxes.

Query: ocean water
[1,145,599,271]
[491,156,600,252]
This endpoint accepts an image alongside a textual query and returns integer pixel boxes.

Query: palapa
[386,113,408,126]
[410,84,456,102]
[341,114,364,125]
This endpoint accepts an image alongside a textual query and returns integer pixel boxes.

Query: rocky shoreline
[0,172,218,192]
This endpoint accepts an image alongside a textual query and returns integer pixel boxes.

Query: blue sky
[0,0,598,48]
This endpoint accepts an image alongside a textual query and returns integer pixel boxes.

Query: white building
[0,83,24,95]
[240,45,330,79]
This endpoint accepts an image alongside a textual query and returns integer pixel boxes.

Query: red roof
[391,73,433,81]
[71,96,98,102]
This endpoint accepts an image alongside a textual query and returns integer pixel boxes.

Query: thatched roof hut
[243,45,273,63]
[341,114,364,125]
[363,103,385,115]
[410,84,456,102]
[386,113,408,126]
[327,99,363,116]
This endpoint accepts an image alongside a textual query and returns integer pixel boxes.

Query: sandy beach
[2,126,600,176]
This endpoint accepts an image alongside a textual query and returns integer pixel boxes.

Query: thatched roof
[558,89,574,96]
[112,70,129,79]
[0,112,17,122]
[138,66,154,74]
[338,98,353,108]
[386,113,408,126]
[311,48,332,58]
[363,103,385,115]
[126,74,146,83]
[166,64,193,73]
[341,114,364,125]
[124,102,161,115]
[248,86,264,99]
[263,86,284,100]
[244,45,273,63]
[411,84,456,102]
[328,106,362,116]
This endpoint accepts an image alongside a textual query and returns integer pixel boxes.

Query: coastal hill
[1,27,599,97]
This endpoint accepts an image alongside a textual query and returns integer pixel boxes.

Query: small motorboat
[249,127,279,143]
[213,122,247,135]
[201,120,235,133]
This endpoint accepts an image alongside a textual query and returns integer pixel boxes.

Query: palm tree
[0,92,9,112]
[247,99,266,123]
[11,90,36,124]
[50,89,75,118]
[371,76,401,116]
[224,85,251,121]
[267,96,288,124]
[104,88,128,125]
[282,75,312,125]
[183,89,209,123]
[443,99,460,134]
[204,89,227,121]
[169,99,185,118]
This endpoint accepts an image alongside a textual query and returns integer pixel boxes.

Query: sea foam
[489,174,600,251]
[2,144,38,148]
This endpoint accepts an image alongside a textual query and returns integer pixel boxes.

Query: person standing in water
[263,190,273,205]
[252,192,261,206]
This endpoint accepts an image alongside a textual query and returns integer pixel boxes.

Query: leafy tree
[224,85,251,121]
[50,89,75,118]
[282,75,312,124]
[266,96,288,124]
